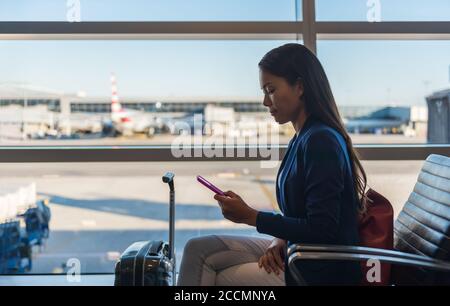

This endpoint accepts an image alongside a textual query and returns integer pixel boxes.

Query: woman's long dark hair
[259,43,368,214]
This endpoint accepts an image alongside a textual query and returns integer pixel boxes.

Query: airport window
[0,39,297,146]
[2,37,447,145]
[0,0,302,22]
[0,0,450,281]
[316,0,450,21]
[0,159,424,274]
[317,40,450,144]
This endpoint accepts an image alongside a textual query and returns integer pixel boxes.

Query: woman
[177,43,367,286]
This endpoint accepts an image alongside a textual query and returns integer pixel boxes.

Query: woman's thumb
[214,193,224,201]
[224,190,237,197]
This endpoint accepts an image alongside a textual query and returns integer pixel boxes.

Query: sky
[0,0,449,106]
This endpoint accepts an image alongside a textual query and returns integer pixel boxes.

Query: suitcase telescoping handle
[162,172,175,262]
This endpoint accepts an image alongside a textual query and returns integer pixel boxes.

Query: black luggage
[114,172,176,286]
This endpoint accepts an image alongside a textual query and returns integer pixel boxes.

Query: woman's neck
[292,109,309,135]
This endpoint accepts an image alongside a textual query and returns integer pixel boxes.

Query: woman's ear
[295,78,304,99]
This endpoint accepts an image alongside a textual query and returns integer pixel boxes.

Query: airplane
[56,113,104,136]
[344,118,406,134]
[105,73,162,137]
[343,106,410,134]
[160,110,205,135]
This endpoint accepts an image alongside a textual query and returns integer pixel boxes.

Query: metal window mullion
[302,0,317,54]
[0,21,303,40]
[1,21,449,40]
[316,21,450,40]
[0,145,448,163]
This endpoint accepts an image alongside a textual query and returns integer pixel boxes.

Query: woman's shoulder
[299,120,343,150]
[294,120,348,167]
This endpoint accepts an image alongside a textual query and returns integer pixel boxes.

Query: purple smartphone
[196,175,226,196]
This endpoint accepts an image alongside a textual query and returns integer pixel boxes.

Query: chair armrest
[287,244,440,264]
[287,244,450,285]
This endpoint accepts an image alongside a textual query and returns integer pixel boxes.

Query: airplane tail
[110,73,130,122]
[111,73,122,113]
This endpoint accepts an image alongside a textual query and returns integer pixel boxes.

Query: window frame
[0,0,449,161]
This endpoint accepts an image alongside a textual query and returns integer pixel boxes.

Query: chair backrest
[393,154,450,284]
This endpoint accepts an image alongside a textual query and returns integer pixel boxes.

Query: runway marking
[217,172,238,178]
[81,219,97,227]
[49,219,250,231]
[255,175,279,212]
[52,267,64,273]
[42,174,60,179]
[35,252,118,259]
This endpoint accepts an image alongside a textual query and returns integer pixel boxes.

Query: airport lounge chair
[287,154,450,285]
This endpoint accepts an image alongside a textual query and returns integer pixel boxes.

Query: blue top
[256,115,361,285]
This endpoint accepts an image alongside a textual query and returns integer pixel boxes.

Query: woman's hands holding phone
[214,191,285,274]
[259,238,286,275]
[214,191,258,226]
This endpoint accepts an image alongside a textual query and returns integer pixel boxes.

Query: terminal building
[0,84,430,138]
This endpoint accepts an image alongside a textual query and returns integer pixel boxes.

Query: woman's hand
[214,191,258,226]
[258,238,286,275]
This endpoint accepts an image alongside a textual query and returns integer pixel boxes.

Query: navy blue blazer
[256,115,361,285]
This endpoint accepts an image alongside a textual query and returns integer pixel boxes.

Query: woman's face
[259,69,304,125]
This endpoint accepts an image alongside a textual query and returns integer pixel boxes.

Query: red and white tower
[110,73,129,123]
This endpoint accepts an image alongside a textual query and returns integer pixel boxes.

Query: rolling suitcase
[114,172,176,286]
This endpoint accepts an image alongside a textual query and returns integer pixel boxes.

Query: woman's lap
[216,262,285,286]
[177,234,285,286]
